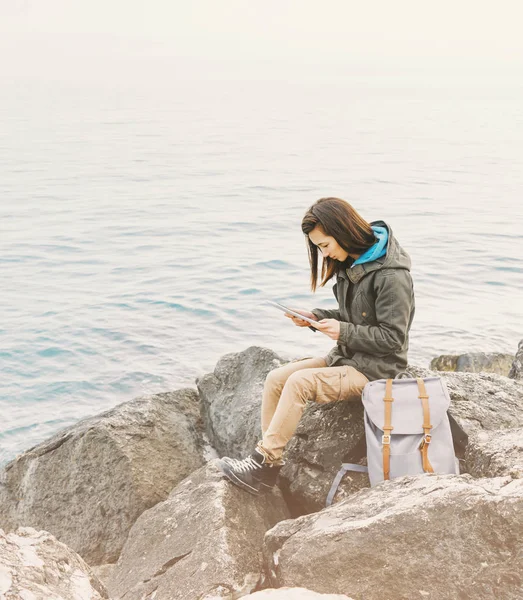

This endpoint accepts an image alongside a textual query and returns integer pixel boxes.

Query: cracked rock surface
[106,461,290,600]
[465,428,523,479]
[0,527,109,599]
[0,389,205,565]
[263,474,523,600]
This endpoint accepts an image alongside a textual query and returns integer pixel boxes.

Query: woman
[217,197,415,495]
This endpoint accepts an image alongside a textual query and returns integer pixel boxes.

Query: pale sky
[1,1,522,82]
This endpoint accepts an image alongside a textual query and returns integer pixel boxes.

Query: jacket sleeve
[337,269,413,355]
[312,281,342,321]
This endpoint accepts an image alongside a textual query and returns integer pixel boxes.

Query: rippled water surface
[1,76,522,465]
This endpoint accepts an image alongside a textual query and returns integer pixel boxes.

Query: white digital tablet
[267,301,319,326]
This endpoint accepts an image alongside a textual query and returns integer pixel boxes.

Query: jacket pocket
[314,371,343,403]
[352,292,376,325]
[340,367,369,401]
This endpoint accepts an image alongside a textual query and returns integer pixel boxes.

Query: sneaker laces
[225,456,263,473]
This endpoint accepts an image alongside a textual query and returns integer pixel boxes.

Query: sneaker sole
[216,459,260,496]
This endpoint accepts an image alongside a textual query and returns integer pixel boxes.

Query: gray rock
[430,352,515,375]
[196,346,284,458]
[509,339,523,380]
[241,588,354,599]
[263,474,523,600]
[0,389,205,565]
[279,402,370,516]
[407,365,523,436]
[466,428,523,479]
[107,460,290,600]
[0,527,109,599]
[429,354,460,372]
[90,564,116,588]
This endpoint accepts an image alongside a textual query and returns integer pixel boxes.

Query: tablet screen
[267,301,319,326]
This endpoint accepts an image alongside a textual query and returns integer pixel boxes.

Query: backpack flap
[362,376,451,434]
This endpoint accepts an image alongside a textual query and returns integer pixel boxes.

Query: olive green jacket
[312,220,415,381]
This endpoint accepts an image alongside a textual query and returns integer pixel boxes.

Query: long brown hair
[301,197,375,291]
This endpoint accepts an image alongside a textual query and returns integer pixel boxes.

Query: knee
[286,371,305,386]
[264,366,287,394]
[284,371,313,397]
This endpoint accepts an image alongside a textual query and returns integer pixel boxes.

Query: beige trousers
[256,357,369,463]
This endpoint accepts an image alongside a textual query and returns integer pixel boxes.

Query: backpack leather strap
[382,378,394,480]
[417,378,434,473]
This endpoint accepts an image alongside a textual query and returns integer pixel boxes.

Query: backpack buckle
[382,434,391,445]
[419,434,432,450]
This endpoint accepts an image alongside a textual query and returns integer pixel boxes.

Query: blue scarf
[351,226,388,267]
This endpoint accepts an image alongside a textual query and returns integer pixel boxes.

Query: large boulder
[466,428,523,479]
[107,461,290,600]
[263,474,523,600]
[196,346,284,458]
[430,352,514,375]
[0,527,109,599]
[241,589,354,599]
[0,389,205,565]
[509,339,523,380]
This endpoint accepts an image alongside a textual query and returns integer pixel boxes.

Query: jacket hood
[339,220,411,284]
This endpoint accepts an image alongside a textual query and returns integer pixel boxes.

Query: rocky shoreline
[1,344,522,599]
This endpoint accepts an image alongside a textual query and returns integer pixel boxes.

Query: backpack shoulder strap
[382,378,394,480]
[326,463,369,507]
[417,378,435,473]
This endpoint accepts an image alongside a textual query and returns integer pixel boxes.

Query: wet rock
[430,352,514,376]
[0,389,205,565]
[263,474,523,600]
[0,527,109,599]
[107,461,290,600]
[430,352,514,375]
[508,340,523,380]
[466,428,523,479]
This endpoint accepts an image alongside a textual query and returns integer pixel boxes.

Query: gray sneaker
[217,448,283,496]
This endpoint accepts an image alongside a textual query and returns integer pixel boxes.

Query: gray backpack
[326,376,459,506]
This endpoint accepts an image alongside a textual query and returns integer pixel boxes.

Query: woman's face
[308,226,356,262]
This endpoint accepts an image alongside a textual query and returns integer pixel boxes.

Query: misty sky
[1,1,522,82]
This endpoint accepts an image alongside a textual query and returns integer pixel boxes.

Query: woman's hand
[314,319,341,340]
[285,308,318,328]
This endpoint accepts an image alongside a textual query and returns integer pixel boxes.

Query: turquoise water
[1,76,522,466]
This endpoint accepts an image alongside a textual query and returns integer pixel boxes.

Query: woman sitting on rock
[217,197,416,495]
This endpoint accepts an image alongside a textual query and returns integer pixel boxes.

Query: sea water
[1,75,522,466]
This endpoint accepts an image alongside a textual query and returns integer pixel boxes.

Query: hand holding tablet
[267,301,319,331]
